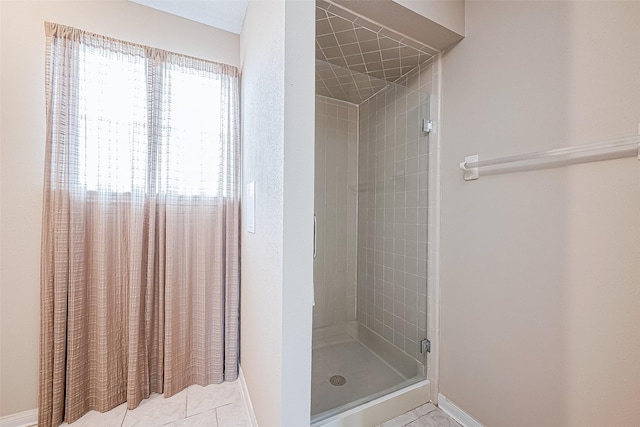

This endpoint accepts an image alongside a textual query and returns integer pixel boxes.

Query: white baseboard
[438,394,484,427]
[239,367,259,427]
[0,409,38,427]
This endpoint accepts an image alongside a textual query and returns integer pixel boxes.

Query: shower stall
[312,2,435,421]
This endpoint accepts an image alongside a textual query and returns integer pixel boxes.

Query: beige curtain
[40,22,240,427]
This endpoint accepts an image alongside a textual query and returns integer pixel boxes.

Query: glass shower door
[311,59,430,422]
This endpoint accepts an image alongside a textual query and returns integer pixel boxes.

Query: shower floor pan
[311,321,427,424]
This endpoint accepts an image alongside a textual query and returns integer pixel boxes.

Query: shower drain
[329,375,346,386]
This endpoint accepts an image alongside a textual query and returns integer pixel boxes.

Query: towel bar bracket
[460,155,479,181]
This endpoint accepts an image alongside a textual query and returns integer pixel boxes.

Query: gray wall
[313,95,358,329]
[440,2,640,426]
[357,77,431,362]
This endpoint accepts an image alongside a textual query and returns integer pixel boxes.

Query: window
[71,39,237,197]
[159,64,223,196]
[77,47,148,193]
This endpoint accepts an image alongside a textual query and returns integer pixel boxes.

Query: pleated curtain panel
[40,22,240,427]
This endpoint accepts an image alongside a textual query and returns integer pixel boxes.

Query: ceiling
[315,0,436,104]
[130,0,249,34]
[316,59,389,104]
[129,0,436,105]
[316,2,435,81]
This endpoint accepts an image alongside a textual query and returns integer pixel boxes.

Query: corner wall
[313,96,358,329]
[240,0,314,425]
[440,2,640,426]
[0,0,239,417]
[239,0,286,424]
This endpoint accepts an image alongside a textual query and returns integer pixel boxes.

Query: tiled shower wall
[313,96,358,328]
[356,62,434,361]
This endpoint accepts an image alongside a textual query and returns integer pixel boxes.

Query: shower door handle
[312,214,317,307]
[313,214,317,259]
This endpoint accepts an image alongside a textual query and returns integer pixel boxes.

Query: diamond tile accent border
[316,0,436,86]
[316,60,388,104]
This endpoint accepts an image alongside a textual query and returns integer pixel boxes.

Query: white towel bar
[459,135,640,181]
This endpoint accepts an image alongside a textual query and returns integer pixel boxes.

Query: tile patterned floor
[56,377,460,427]
[59,380,250,427]
[378,403,462,427]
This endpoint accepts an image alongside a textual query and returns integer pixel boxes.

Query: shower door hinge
[420,338,431,354]
[422,119,433,134]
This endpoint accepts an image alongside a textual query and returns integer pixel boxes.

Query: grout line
[184,386,191,419]
[120,405,127,427]
[183,387,188,421]
[322,0,440,54]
